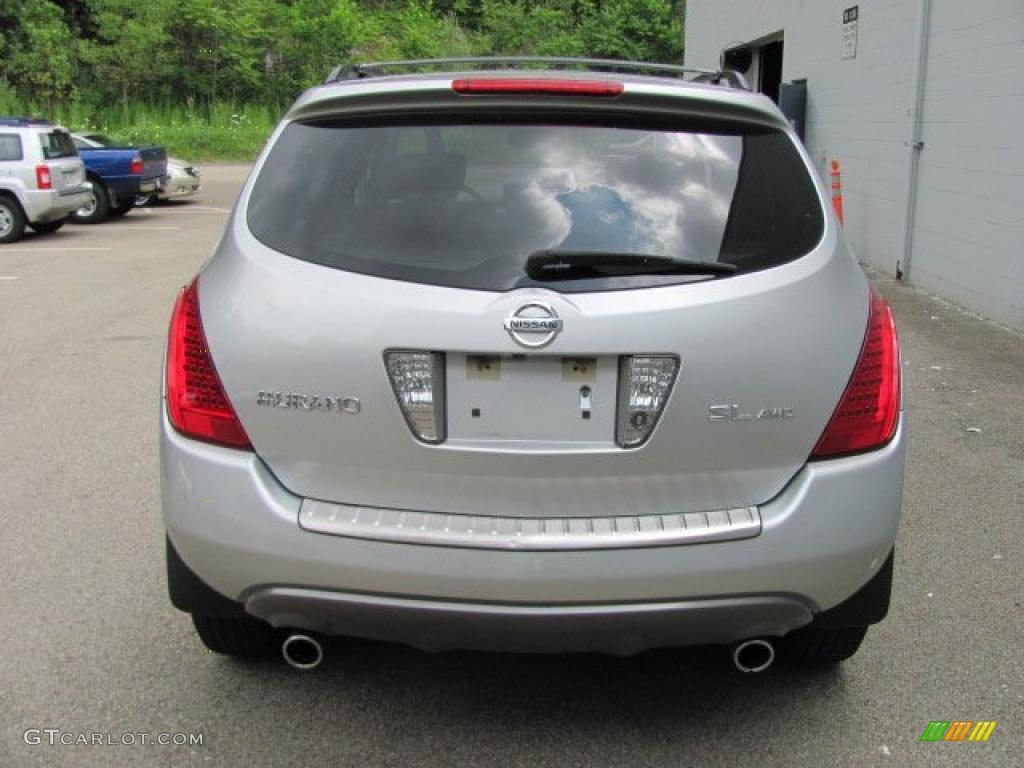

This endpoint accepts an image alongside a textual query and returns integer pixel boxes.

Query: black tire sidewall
[71,182,110,224]
[30,216,69,234]
[191,614,278,659]
[0,196,27,243]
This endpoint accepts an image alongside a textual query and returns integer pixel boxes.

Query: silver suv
[0,118,91,243]
[161,59,904,672]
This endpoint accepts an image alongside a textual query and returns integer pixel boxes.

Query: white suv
[0,118,92,243]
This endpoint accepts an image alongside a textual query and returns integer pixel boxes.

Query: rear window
[247,117,823,292]
[0,134,22,161]
[39,130,77,159]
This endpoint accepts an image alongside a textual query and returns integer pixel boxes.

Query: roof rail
[324,57,750,90]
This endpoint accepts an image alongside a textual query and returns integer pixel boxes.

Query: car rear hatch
[196,77,870,519]
[37,128,84,190]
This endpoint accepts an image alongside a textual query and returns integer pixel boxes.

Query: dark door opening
[758,40,784,103]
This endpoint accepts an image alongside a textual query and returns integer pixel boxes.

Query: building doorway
[721,33,784,104]
[758,39,784,103]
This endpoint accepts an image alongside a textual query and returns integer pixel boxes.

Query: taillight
[35,164,52,190]
[166,277,251,449]
[130,155,144,175]
[452,78,624,97]
[812,286,900,459]
[384,351,446,443]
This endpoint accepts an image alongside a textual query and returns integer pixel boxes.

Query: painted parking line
[134,206,229,214]
[146,209,229,215]
[0,247,112,252]
[0,275,18,280]
[102,226,181,231]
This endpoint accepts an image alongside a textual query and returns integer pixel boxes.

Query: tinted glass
[248,119,823,292]
[39,130,77,159]
[0,134,22,161]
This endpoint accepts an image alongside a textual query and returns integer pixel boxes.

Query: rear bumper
[245,587,812,654]
[22,184,92,222]
[157,183,200,199]
[102,175,158,200]
[157,170,200,199]
[161,409,905,651]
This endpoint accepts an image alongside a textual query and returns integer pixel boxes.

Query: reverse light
[35,164,52,190]
[812,286,900,458]
[452,78,624,97]
[617,355,679,448]
[385,351,446,444]
[166,278,252,449]
[130,155,144,175]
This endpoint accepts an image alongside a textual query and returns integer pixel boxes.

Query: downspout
[898,0,932,282]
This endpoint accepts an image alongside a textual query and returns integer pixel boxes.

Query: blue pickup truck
[70,133,167,223]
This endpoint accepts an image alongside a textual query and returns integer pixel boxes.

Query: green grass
[91,103,280,162]
[0,97,280,162]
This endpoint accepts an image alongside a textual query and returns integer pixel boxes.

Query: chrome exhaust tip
[731,638,775,674]
[281,633,324,670]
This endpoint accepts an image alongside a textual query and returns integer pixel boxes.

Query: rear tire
[0,195,27,243]
[192,614,278,660]
[30,216,68,234]
[780,625,868,666]
[71,182,110,224]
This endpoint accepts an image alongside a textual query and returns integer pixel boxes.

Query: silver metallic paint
[161,407,904,614]
[161,74,904,652]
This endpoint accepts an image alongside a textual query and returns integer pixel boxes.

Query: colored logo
[920,721,997,742]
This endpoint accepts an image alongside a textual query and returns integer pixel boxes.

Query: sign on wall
[842,6,859,60]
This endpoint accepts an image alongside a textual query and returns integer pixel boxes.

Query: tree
[165,0,273,106]
[476,0,683,61]
[78,0,175,110]
[1,0,76,112]
[579,0,684,62]
[0,0,689,116]
[284,0,374,85]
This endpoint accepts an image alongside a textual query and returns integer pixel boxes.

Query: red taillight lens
[812,285,901,458]
[166,277,251,449]
[130,155,144,175]
[35,164,52,190]
[452,78,624,97]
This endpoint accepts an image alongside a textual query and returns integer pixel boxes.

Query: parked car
[69,132,167,223]
[75,131,194,207]
[161,59,904,672]
[0,118,92,243]
[134,155,201,206]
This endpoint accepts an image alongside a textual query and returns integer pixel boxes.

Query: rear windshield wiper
[525,250,738,281]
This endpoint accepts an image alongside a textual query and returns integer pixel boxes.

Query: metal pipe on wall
[898,0,932,282]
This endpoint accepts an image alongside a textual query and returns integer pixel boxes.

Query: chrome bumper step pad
[299,500,761,550]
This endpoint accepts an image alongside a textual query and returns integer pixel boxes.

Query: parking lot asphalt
[1,165,1021,767]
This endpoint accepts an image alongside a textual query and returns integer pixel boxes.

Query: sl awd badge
[504,302,563,349]
[708,404,794,422]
